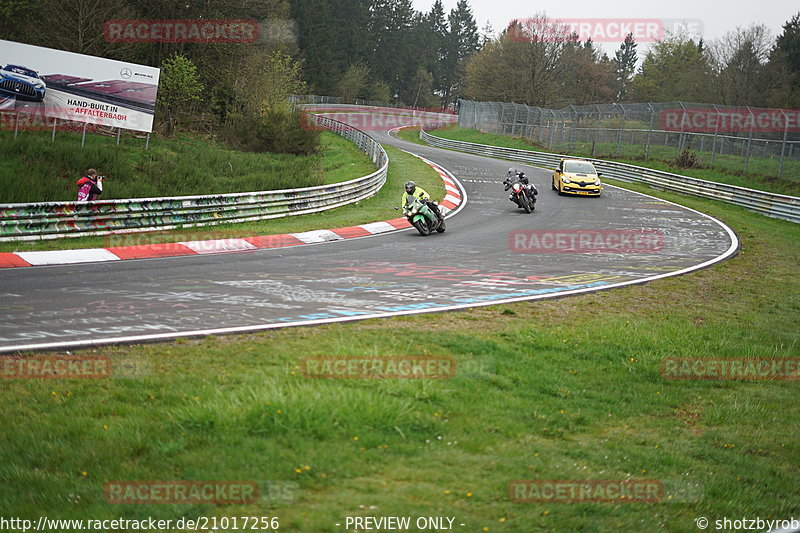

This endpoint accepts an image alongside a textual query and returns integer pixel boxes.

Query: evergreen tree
[613,33,638,101]
[425,0,449,100]
[771,12,800,106]
[442,0,480,106]
[368,0,416,99]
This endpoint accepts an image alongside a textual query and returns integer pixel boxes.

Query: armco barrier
[0,115,388,242]
[420,128,800,224]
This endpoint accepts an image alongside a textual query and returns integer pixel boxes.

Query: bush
[676,149,700,169]
[222,109,320,155]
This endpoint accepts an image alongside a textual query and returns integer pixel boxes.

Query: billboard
[0,39,159,133]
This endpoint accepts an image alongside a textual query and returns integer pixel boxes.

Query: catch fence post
[645,103,654,158]
[778,110,789,178]
[744,107,754,172]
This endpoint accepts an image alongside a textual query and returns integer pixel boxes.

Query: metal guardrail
[420,129,800,224]
[458,99,800,178]
[0,115,388,242]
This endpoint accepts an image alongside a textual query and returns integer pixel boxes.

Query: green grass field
[403,126,800,197]
[1,150,798,531]
[0,130,375,203]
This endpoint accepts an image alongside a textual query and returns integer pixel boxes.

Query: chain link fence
[291,94,404,108]
[458,100,800,178]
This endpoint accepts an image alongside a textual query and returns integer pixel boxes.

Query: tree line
[1,1,796,144]
[288,0,482,108]
[0,0,483,149]
[463,13,800,109]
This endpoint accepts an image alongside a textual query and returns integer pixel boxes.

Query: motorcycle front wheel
[413,218,431,236]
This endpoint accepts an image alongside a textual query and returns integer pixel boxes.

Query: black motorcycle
[503,172,537,213]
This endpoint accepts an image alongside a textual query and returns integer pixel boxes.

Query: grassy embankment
[1,147,798,530]
[398,126,800,197]
[0,131,444,253]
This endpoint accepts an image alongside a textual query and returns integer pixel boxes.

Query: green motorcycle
[402,196,446,236]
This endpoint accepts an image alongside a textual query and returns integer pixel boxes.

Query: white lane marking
[179,238,257,254]
[16,249,121,265]
[290,229,343,243]
[359,221,397,234]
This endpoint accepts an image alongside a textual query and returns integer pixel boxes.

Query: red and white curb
[0,158,464,269]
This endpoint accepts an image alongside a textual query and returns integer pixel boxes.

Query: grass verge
[0,172,798,531]
[0,145,444,253]
[411,126,800,197]
[0,130,374,203]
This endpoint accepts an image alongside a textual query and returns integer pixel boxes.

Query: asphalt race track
[0,116,738,353]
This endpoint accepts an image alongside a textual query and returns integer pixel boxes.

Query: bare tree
[27,0,138,60]
[464,14,578,107]
[709,24,775,106]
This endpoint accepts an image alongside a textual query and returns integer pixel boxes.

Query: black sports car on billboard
[0,64,46,101]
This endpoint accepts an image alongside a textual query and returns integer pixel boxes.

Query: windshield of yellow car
[565,161,597,174]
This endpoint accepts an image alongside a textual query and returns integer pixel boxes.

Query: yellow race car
[552,158,602,196]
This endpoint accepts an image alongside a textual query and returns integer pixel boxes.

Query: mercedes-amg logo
[120,68,132,79]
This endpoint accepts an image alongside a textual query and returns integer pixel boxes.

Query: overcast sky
[413,0,798,57]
